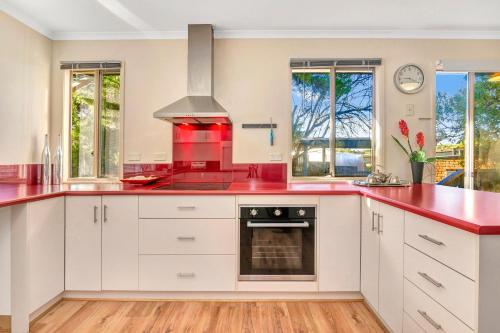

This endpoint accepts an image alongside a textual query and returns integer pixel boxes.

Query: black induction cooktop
[153,182,231,191]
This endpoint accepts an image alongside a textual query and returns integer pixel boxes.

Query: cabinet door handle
[177,236,196,241]
[377,214,383,234]
[418,272,443,288]
[371,211,377,231]
[417,310,442,330]
[177,272,195,278]
[103,205,108,222]
[177,206,196,210]
[418,234,445,246]
[93,206,98,223]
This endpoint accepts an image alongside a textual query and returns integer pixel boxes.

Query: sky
[436,72,468,95]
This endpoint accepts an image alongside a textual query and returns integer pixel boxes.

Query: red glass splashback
[172,123,233,184]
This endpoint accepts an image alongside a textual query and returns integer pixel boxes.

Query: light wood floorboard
[30,300,387,333]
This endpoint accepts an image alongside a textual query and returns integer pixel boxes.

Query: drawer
[404,245,476,328]
[139,219,236,255]
[139,255,236,291]
[404,212,477,280]
[403,312,424,333]
[139,196,236,219]
[404,279,473,333]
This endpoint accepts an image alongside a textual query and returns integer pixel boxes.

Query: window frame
[434,71,499,191]
[290,66,377,180]
[68,68,122,181]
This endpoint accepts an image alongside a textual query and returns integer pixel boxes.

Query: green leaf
[425,157,437,163]
[392,135,410,158]
[411,150,427,162]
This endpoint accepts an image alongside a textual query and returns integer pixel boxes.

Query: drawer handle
[177,206,196,210]
[177,236,196,241]
[418,310,442,330]
[418,272,444,288]
[371,211,377,231]
[93,206,98,223]
[418,234,445,246]
[177,272,195,278]
[377,214,383,234]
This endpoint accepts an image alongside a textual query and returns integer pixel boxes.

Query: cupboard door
[361,197,380,309]
[319,196,360,291]
[65,196,102,291]
[102,196,139,290]
[28,197,64,312]
[378,202,404,333]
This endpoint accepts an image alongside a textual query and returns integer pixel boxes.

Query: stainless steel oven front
[239,206,316,281]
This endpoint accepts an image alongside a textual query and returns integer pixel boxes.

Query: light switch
[153,152,167,161]
[405,104,415,116]
[127,152,141,161]
[269,153,283,161]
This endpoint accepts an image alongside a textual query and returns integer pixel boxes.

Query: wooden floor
[30,299,386,333]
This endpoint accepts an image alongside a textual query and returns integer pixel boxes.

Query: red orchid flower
[416,132,425,149]
[399,119,409,138]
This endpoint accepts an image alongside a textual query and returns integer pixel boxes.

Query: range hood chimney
[153,24,231,124]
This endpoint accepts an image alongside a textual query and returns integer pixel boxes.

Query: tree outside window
[292,69,374,178]
[71,70,121,179]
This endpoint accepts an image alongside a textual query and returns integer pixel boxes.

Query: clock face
[394,64,425,94]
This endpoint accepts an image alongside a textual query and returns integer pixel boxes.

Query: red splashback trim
[123,163,287,184]
[233,163,287,183]
[123,163,173,180]
[0,164,44,185]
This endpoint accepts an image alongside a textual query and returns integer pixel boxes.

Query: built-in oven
[239,206,316,281]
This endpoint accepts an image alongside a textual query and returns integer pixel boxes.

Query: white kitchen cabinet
[27,197,65,312]
[102,196,138,290]
[361,197,380,309]
[318,195,360,291]
[139,254,236,291]
[361,197,404,333]
[65,196,102,291]
[378,202,404,333]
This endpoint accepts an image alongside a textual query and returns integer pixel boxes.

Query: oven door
[239,219,316,281]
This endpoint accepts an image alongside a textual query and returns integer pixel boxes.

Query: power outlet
[269,153,283,161]
[152,152,167,161]
[127,152,141,162]
[405,104,415,116]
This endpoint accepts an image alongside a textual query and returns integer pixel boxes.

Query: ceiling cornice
[0,3,53,38]
[2,6,499,41]
[51,29,500,41]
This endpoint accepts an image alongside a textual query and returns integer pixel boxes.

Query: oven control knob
[273,208,282,217]
[297,208,306,217]
[249,208,259,217]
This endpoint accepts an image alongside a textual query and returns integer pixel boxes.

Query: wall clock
[394,64,425,94]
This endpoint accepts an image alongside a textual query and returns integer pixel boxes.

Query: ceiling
[2,0,500,40]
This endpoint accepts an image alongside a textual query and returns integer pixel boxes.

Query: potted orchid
[392,120,435,184]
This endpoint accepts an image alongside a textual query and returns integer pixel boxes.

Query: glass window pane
[435,73,467,188]
[99,72,120,178]
[334,72,373,177]
[291,71,331,177]
[71,72,96,178]
[473,73,500,192]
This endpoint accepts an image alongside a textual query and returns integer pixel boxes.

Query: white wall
[49,38,500,182]
[0,11,52,164]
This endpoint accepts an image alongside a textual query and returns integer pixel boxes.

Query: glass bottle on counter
[53,134,63,184]
[41,134,51,185]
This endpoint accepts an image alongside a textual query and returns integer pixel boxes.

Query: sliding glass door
[435,72,499,192]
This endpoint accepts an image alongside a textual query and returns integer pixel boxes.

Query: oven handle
[246,221,310,228]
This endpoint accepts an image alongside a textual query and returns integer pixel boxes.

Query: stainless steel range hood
[153,24,231,124]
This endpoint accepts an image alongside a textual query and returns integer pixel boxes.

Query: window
[435,72,499,192]
[70,70,121,179]
[292,68,375,178]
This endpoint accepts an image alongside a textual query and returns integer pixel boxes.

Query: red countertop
[0,182,499,235]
